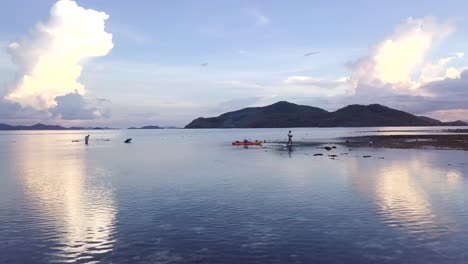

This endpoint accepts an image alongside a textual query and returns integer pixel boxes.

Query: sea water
[0,128,467,263]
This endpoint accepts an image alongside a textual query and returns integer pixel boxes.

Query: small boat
[232,141,263,146]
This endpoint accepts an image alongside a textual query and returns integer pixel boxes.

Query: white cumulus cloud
[5,0,113,110]
[419,56,462,83]
[350,17,455,91]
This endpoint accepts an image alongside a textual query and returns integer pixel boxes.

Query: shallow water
[0,128,467,263]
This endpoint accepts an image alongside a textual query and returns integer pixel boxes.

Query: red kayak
[232,141,263,146]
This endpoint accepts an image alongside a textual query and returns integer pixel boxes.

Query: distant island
[2,102,466,130]
[128,125,181,129]
[0,123,182,131]
[128,125,162,129]
[185,101,467,128]
[0,123,115,131]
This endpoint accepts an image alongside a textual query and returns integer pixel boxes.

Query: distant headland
[2,101,466,130]
[0,123,181,131]
[128,125,162,129]
[185,101,467,128]
[0,123,115,131]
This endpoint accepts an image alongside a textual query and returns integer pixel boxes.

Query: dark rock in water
[324,146,332,151]
[313,153,323,156]
[328,154,338,158]
[363,155,371,158]
[332,146,337,149]
[379,157,385,159]
[340,153,349,155]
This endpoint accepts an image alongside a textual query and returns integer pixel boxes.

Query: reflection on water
[375,163,436,233]
[0,129,467,263]
[347,154,466,237]
[446,169,462,186]
[344,150,468,261]
[16,137,116,263]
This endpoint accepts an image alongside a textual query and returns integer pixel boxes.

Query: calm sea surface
[0,128,467,263]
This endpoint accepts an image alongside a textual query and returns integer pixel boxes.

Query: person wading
[287,130,293,146]
[85,135,90,145]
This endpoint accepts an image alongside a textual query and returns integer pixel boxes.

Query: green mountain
[185,101,467,128]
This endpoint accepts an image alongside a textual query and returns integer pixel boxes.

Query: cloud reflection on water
[346,152,464,237]
[16,137,116,262]
[375,163,435,233]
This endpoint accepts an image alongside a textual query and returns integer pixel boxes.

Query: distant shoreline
[0,123,182,131]
[340,134,468,151]
[1,126,467,132]
[266,130,468,151]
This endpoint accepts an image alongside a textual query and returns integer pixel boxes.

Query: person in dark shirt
[287,130,293,146]
[85,135,90,145]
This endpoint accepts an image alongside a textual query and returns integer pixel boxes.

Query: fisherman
[287,130,293,146]
[85,135,90,145]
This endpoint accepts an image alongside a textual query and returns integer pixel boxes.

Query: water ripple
[1,130,468,263]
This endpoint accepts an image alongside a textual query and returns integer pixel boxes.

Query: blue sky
[1,0,468,127]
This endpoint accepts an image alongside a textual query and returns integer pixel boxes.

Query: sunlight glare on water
[0,128,467,263]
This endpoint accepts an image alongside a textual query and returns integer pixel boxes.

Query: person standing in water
[287,130,293,146]
[85,135,90,145]
[243,139,249,149]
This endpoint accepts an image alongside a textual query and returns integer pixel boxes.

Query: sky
[1,0,468,127]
